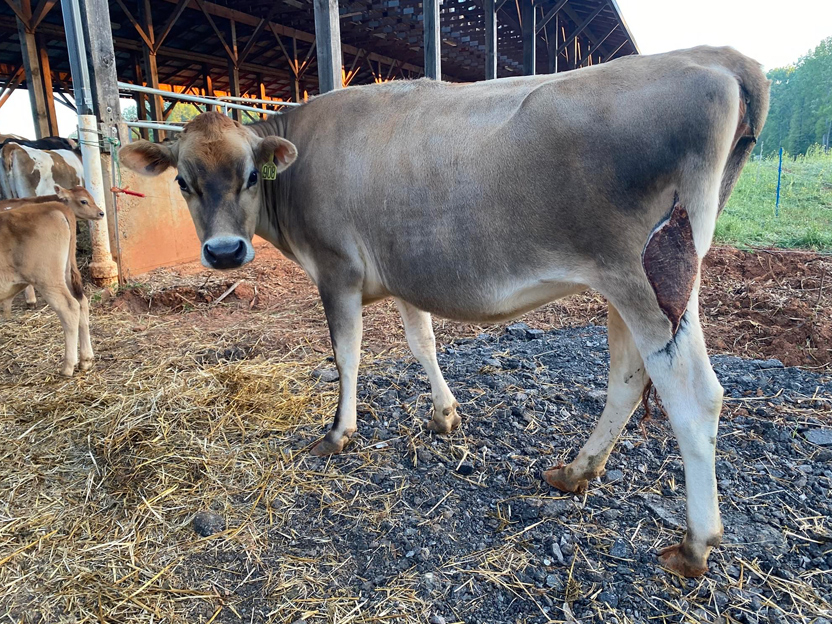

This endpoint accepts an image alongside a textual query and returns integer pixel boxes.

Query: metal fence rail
[118,82,302,140]
[118,81,301,115]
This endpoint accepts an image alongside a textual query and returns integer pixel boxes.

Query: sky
[1,0,830,138]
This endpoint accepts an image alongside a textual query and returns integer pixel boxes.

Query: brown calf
[0,185,104,376]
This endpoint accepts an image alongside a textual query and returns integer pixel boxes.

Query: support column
[257,75,267,120]
[229,19,242,122]
[36,35,59,135]
[313,0,342,93]
[63,0,125,286]
[132,53,148,139]
[227,59,241,121]
[16,8,52,138]
[138,0,163,139]
[521,0,536,75]
[484,0,496,80]
[423,0,440,79]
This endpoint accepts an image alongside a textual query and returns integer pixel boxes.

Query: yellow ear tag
[261,155,278,180]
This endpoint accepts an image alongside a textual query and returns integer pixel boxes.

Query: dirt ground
[113,244,832,368]
[0,244,830,624]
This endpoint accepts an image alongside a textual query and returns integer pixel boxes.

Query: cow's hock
[642,194,699,333]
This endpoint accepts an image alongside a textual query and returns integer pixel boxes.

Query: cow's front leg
[395,299,460,433]
[311,285,363,456]
[544,304,648,492]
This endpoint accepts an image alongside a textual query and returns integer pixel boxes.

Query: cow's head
[119,112,297,270]
[55,185,105,220]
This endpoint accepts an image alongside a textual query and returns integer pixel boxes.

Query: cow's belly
[379,267,588,323]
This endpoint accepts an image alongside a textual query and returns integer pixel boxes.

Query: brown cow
[0,185,104,376]
[121,46,769,576]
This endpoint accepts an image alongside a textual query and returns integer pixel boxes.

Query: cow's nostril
[203,237,248,269]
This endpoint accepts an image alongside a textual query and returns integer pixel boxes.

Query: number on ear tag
[261,157,278,181]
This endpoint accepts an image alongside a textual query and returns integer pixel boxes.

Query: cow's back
[1,144,83,197]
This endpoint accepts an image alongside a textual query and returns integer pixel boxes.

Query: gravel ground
[180,324,832,624]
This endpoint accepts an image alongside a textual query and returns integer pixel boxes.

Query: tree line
[757,36,832,157]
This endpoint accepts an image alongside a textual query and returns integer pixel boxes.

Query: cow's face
[55,185,105,220]
[119,112,297,270]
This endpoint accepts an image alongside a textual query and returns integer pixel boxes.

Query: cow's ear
[257,136,298,173]
[54,185,70,202]
[119,140,177,176]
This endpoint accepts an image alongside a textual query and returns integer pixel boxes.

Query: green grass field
[715,146,832,250]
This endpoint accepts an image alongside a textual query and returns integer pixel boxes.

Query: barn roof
[0,0,638,103]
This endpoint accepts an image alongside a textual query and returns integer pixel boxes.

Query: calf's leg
[38,285,82,376]
[544,303,649,493]
[24,285,36,309]
[1,298,10,319]
[78,294,94,370]
[311,285,363,456]
[395,299,460,433]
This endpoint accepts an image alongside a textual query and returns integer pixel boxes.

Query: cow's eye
[80,200,88,205]
[176,176,189,192]
[247,170,258,188]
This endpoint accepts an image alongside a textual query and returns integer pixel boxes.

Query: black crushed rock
[192,511,225,537]
[188,325,832,623]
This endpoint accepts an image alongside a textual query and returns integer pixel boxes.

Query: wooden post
[423,0,440,79]
[131,54,148,138]
[484,0,496,80]
[257,75,267,119]
[313,0,342,93]
[139,0,164,140]
[16,4,52,138]
[203,65,214,97]
[521,0,536,75]
[229,19,242,121]
[36,35,59,135]
[227,59,241,120]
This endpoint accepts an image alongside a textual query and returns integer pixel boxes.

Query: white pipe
[78,114,118,287]
[125,120,185,133]
[215,95,301,107]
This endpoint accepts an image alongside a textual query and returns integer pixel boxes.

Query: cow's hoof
[543,465,589,494]
[427,407,462,433]
[26,303,36,310]
[79,358,94,371]
[658,543,709,578]
[427,405,461,434]
[310,431,351,456]
[59,365,75,377]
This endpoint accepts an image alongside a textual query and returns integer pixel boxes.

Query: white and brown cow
[0,141,85,310]
[0,186,104,375]
[121,46,769,577]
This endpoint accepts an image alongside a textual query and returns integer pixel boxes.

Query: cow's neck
[248,113,294,256]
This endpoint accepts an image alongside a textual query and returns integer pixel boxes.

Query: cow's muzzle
[202,236,253,270]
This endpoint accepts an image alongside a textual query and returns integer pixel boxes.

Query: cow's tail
[64,211,85,301]
[718,52,770,214]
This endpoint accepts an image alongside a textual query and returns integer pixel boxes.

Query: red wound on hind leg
[642,193,699,333]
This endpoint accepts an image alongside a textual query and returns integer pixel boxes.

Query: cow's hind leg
[544,304,649,493]
[395,299,460,433]
[1,298,10,319]
[617,287,723,577]
[310,283,363,456]
[24,285,36,309]
[38,285,81,376]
